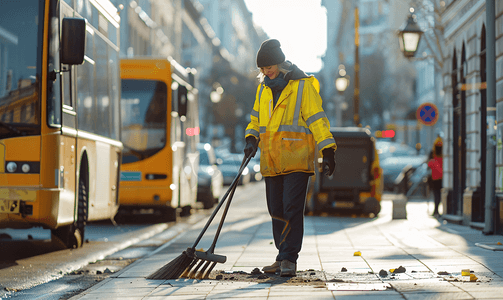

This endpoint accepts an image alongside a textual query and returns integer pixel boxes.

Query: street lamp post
[398,9,423,58]
[354,6,360,126]
[335,65,349,127]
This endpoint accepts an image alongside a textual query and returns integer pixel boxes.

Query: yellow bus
[119,58,199,222]
[0,0,122,248]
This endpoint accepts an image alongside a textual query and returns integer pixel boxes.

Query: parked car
[406,162,430,197]
[197,143,224,209]
[307,127,383,216]
[375,140,418,162]
[380,155,427,191]
[216,152,251,186]
[375,140,427,191]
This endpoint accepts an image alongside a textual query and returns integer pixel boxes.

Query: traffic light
[382,129,395,138]
[376,129,395,138]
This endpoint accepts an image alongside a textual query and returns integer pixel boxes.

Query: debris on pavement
[209,269,327,286]
[390,266,406,273]
[353,251,361,256]
[379,269,388,277]
[326,282,391,291]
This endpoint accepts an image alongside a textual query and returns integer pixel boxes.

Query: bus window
[75,0,92,20]
[108,44,120,140]
[121,79,167,163]
[95,36,110,137]
[77,59,95,133]
[177,85,188,117]
[62,68,72,107]
[0,0,42,138]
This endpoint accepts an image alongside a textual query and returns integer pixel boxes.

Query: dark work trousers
[431,179,442,215]
[432,188,441,215]
[265,172,310,264]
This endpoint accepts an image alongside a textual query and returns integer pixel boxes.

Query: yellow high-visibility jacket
[245,76,336,177]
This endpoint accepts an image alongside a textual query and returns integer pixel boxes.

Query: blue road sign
[416,102,438,126]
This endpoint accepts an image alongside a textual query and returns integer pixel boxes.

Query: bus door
[56,5,78,225]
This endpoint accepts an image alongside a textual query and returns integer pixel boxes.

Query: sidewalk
[70,185,503,300]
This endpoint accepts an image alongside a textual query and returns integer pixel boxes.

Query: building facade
[437,0,503,234]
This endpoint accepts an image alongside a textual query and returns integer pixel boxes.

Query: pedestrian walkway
[70,184,503,300]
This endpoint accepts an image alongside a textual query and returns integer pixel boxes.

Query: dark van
[306,127,383,216]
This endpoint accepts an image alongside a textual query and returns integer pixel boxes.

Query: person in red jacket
[428,136,443,216]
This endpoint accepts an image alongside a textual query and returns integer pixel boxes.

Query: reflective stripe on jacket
[245,76,336,177]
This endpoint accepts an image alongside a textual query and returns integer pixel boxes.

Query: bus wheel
[114,208,131,224]
[51,224,82,249]
[159,206,177,223]
[202,194,215,210]
[180,205,192,217]
[51,179,87,248]
[75,178,88,244]
[363,197,380,217]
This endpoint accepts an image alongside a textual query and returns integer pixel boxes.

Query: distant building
[112,0,265,150]
[320,0,415,136]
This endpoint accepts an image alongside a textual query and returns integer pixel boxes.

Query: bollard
[392,194,407,219]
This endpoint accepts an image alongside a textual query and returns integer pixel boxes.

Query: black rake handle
[190,154,253,250]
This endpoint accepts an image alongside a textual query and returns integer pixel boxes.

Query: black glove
[322,148,335,176]
[244,136,258,158]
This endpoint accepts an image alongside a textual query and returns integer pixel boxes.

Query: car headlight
[206,166,215,176]
[253,164,260,172]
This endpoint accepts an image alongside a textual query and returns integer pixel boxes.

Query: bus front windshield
[121,79,168,163]
[0,0,42,139]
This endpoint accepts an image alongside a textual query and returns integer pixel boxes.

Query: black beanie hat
[256,39,285,68]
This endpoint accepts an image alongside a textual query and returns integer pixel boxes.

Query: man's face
[260,65,280,79]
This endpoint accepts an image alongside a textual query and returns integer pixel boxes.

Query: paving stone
[67,190,503,300]
[401,292,474,300]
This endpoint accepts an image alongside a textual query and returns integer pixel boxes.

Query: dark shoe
[262,261,280,273]
[280,260,296,277]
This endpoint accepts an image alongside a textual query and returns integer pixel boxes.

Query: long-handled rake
[147,154,253,280]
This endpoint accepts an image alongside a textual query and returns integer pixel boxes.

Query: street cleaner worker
[243,39,336,277]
